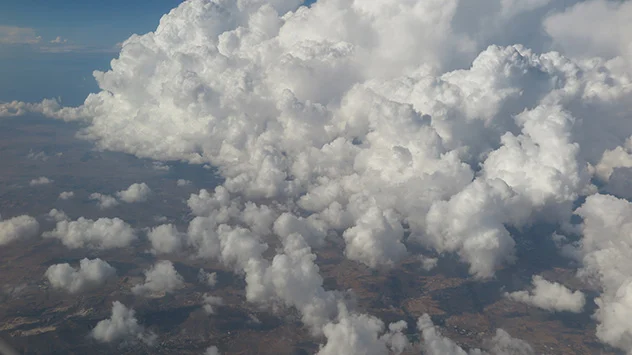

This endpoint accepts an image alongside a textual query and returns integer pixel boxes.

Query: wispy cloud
[0,26,116,53]
[0,26,41,45]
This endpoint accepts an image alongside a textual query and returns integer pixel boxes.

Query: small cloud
[29,176,52,186]
[152,161,170,171]
[45,258,116,293]
[58,191,75,200]
[147,224,184,254]
[49,36,67,44]
[117,183,152,203]
[91,301,156,345]
[176,179,191,186]
[505,275,586,313]
[48,209,69,222]
[89,193,119,209]
[202,294,223,314]
[131,260,184,297]
[198,269,217,287]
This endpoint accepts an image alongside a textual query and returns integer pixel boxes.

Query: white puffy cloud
[45,258,116,293]
[147,224,184,254]
[58,191,75,200]
[89,193,119,209]
[569,194,632,352]
[505,275,585,313]
[116,182,152,203]
[27,0,629,281]
[91,301,155,345]
[419,255,438,271]
[177,179,191,186]
[44,216,136,250]
[29,176,52,186]
[50,36,67,44]
[48,208,69,222]
[5,0,632,351]
[131,260,184,296]
[0,215,39,245]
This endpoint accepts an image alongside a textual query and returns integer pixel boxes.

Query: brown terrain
[0,115,621,354]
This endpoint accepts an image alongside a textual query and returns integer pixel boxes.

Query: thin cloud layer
[89,193,119,209]
[29,176,52,186]
[2,0,632,352]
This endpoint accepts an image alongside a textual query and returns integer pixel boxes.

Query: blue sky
[0,0,183,50]
[0,0,182,105]
[0,0,316,105]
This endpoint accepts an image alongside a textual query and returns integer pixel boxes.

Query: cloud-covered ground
[2,0,632,353]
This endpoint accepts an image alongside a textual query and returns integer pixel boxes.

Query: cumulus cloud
[92,301,155,345]
[116,182,151,203]
[45,258,116,293]
[50,36,67,44]
[5,0,632,351]
[48,208,69,222]
[44,216,136,249]
[89,193,119,209]
[58,191,75,200]
[417,314,533,355]
[0,215,39,245]
[131,260,184,296]
[505,275,586,313]
[177,179,191,186]
[147,224,184,254]
[569,194,632,352]
[29,176,52,186]
[317,307,408,355]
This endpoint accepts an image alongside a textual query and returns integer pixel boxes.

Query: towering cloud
[570,194,632,351]
[1,0,632,352]
[91,301,155,345]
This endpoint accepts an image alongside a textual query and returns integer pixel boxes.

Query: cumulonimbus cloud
[2,0,632,352]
